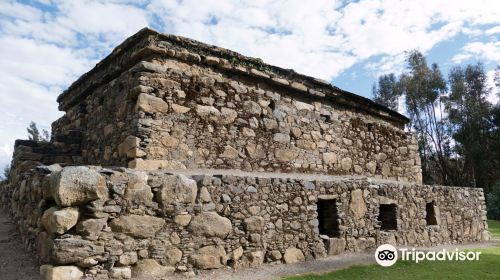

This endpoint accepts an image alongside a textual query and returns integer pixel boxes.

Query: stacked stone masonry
[0,167,489,279]
[0,28,489,280]
[52,28,421,183]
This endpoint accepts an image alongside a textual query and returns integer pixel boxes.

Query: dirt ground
[0,209,40,280]
[0,207,498,280]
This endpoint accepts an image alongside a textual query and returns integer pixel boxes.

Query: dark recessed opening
[317,199,340,238]
[378,204,397,230]
[367,123,373,132]
[426,202,438,226]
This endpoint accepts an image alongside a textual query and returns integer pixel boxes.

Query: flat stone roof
[57,27,409,125]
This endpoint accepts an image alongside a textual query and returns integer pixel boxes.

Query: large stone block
[124,171,153,205]
[52,238,104,264]
[283,247,305,264]
[109,215,165,238]
[188,212,232,238]
[135,93,168,113]
[157,174,197,206]
[132,259,174,278]
[40,265,83,280]
[51,166,108,207]
[41,207,79,235]
[191,245,227,269]
[349,189,367,220]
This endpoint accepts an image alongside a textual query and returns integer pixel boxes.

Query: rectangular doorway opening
[378,204,397,230]
[317,199,340,238]
[426,201,438,226]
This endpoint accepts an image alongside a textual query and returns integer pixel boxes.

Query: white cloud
[1,0,500,171]
[453,41,500,63]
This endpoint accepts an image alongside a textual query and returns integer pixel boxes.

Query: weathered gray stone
[165,247,183,265]
[188,212,232,238]
[157,174,197,206]
[244,216,265,233]
[51,166,108,206]
[132,259,174,278]
[124,171,153,205]
[350,189,367,219]
[52,238,104,264]
[191,245,227,269]
[136,93,168,113]
[41,265,83,280]
[174,214,192,226]
[109,215,165,238]
[109,267,132,279]
[283,247,305,264]
[41,207,79,235]
[75,218,107,237]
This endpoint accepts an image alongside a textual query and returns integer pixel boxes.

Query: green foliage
[446,64,495,189]
[371,53,499,191]
[399,50,451,185]
[284,247,500,280]
[27,121,50,142]
[487,183,500,220]
[372,73,402,111]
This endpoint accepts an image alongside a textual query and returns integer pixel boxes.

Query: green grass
[285,248,500,280]
[488,220,500,238]
[284,220,500,280]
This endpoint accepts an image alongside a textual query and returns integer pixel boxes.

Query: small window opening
[317,199,340,238]
[367,123,373,132]
[378,204,397,230]
[426,202,438,226]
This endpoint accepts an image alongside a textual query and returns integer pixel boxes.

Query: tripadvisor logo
[375,244,482,267]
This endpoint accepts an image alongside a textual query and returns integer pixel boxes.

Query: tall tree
[447,63,495,190]
[372,73,402,111]
[400,50,452,185]
[27,121,50,142]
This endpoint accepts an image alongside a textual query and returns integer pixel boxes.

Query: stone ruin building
[0,28,490,279]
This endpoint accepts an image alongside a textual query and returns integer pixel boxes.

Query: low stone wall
[0,165,488,279]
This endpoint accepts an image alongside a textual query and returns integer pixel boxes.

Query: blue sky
[0,0,499,171]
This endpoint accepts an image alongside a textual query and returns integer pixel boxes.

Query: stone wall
[51,28,422,183]
[0,165,489,279]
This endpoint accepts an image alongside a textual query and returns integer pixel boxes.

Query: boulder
[41,207,79,235]
[164,247,183,265]
[132,259,174,278]
[109,215,165,238]
[51,166,108,207]
[174,214,192,226]
[243,216,265,233]
[135,93,168,113]
[349,189,367,219]
[109,267,132,279]
[41,265,83,280]
[117,136,141,158]
[124,171,153,205]
[243,101,261,115]
[275,148,299,162]
[191,245,227,269]
[118,251,138,266]
[76,218,107,237]
[157,175,197,206]
[51,238,104,264]
[188,212,232,238]
[283,247,305,264]
[341,157,353,171]
[171,103,191,114]
[322,152,338,165]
